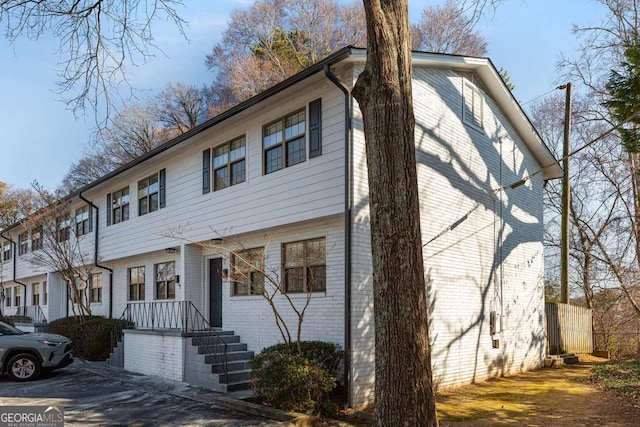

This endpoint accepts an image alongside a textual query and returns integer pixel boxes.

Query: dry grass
[337,357,640,426]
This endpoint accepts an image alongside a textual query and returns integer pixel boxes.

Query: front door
[209,258,223,328]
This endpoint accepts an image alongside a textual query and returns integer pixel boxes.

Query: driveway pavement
[0,360,282,426]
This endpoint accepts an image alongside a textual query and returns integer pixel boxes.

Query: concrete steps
[544,353,579,368]
[192,331,254,392]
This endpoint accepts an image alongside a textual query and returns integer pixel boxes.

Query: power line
[521,87,559,106]
[496,109,640,193]
[423,109,639,247]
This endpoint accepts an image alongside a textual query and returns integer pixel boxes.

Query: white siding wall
[349,66,546,407]
[124,330,185,381]
[108,250,181,319]
[85,77,346,264]
[203,216,345,354]
[183,244,205,314]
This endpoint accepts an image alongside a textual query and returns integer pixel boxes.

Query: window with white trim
[213,136,246,191]
[14,286,21,307]
[283,237,326,293]
[263,109,306,174]
[75,205,92,236]
[32,283,40,305]
[111,187,130,224]
[43,281,48,305]
[231,248,264,296]
[155,262,175,300]
[2,241,11,262]
[18,232,28,255]
[138,174,159,216]
[90,273,102,303]
[5,287,11,307]
[128,266,145,301]
[31,227,42,251]
[58,218,71,242]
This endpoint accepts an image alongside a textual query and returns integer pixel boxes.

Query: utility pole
[559,82,572,304]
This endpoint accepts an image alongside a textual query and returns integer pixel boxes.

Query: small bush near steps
[47,316,130,361]
[251,341,345,416]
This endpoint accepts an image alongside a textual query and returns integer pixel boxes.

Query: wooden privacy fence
[546,302,593,354]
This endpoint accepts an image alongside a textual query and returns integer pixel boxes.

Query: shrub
[47,316,130,361]
[0,315,14,325]
[251,341,344,416]
[258,341,344,380]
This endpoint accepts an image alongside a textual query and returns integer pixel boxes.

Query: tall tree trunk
[352,1,437,425]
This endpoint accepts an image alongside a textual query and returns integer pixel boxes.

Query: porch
[107,300,254,392]
[5,304,48,332]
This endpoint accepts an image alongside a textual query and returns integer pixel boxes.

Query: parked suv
[0,320,73,381]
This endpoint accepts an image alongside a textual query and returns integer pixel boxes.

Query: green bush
[47,316,130,361]
[0,315,14,325]
[258,341,344,380]
[251,341,344,416]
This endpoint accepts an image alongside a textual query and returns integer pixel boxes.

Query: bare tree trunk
[631,152,640,264]
[352,1,437,425]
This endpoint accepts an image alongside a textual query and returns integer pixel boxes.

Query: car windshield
[0,321,24,335]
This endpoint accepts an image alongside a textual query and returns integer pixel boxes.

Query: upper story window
[109,187,130,225]
[2,240,12,262]
[138,169,166,216]
[75,205,92,236]
[155,261,175,300]
[18,232,28,256]
[214,136,246,191]
[263,109,306,174]
[283,237,326,293]
[231,247,265,296]
[58,218,71,242]
[31,227,42,251]
[463,78,484,131]
[138,174,158,215]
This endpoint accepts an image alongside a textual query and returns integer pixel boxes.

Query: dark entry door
[209,258,223,328]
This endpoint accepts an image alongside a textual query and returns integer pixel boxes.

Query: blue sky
[0,0,604,190]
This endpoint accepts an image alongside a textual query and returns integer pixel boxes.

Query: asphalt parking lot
[0,360,282,426]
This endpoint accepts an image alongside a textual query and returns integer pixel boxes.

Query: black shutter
[159,168,166,209]
[309,98,322,158]
[203,148,211,194]
[88,205,93,233]
[106,194,112,226]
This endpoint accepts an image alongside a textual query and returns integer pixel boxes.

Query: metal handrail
[13,305,47,324]
[107,301,228,377]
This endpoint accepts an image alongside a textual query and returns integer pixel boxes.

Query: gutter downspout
[324,63,353,407]
[79,193,114,318]
[0,232,27,308]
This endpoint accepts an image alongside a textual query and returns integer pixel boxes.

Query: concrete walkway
[0,360,283,426]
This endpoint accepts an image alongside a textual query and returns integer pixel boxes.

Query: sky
[0,0,606,190]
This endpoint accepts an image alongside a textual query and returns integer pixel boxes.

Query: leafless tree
[558,0,639,95]
[21,184,96,318]
[412,0,488,56]
[62,82,209,192]
[0,0,186,122]
[205,0,366,104]
[0,182,36,229]
[154,82,208,135]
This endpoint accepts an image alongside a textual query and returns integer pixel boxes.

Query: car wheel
[7,353,41,382]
